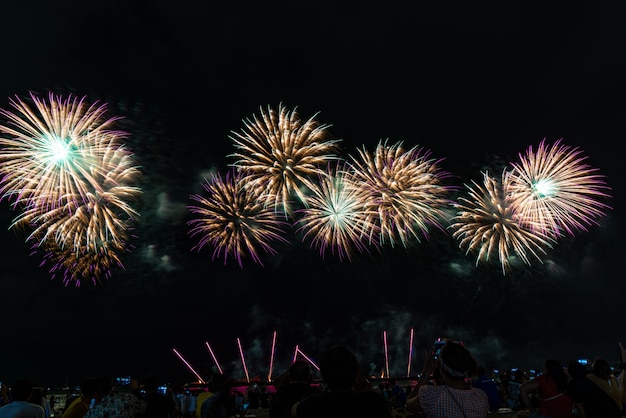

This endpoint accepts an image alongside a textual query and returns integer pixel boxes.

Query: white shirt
[0,401,45,418]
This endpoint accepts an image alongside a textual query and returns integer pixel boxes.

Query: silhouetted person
[472,366,501,412]
[29,388,50,418]
[269,360,321,418]
[291,344,392,418]
[61,378,99,418]
[84,376,145,418]
[569,358,622,418]
[0,379,45,418]
[199,374,236,418]
[519,359,574,418]
[138,376,178,418]
[405,339,489,418]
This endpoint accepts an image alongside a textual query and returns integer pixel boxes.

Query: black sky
[0,0,625,388]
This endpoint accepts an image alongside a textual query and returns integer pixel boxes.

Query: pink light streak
[204,341,224,375]
[172,348,205,383]
[407,328,414,377]
[295,346,320,371]
[268,331,277,382]
[383,330,390,378]
[293,344,299,363]
[237,337,250,382]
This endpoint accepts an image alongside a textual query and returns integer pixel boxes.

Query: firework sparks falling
[228,104,342,216]
[449,171,554,275]
[187,169,290,267]
[505,138,612,238]
[35,236,128,286]
[295,163,379,261]
[347,140,453,248]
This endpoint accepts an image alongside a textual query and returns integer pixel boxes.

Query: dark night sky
[1,1,625,388]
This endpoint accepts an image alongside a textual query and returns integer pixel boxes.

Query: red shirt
[534,374,574,418]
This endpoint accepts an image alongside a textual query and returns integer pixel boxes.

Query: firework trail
[228,104,342,217]
[449,171,554,275]
[347,140,453,248]
[295,162,380,261]
[505,138,612,238]
[187,169,290,267]
[0,92,130,214]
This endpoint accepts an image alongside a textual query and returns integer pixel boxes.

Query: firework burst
[0,92,142,285]
[450,171,554,275]
[0,92,130,213]
[347,140,453,248]
[188,169,290,267]
[228,104,341,216]
[295,163,380,261]
[16,141,142,251]
[505,138,612,238]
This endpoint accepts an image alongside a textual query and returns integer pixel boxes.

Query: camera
[433,338,446,360]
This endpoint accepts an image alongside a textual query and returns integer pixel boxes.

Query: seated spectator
[519,359,574,418]
[199,374,237,418]
[84,376,145,418]
[0,379,45,418]
[61,378,99,418]
[194,385,212,418]
[405,340,489,418]
[574,358,622,418]
[29,388,51,418]
[269,360,321,418]
[138,376,178,418]
[291,344,392,418]
[388,380,407,408]
[472,366,502,412]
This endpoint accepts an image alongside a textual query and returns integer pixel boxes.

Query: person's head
[10,379,34,401]
[142,375,161,392]
[320,345,358,391]
[95,376,114,398]
[80,378,99,399]
[544,359,568,391]
[591,358,612,379]
[210,373,235,393]
[288,360,312,384]
[30,387,44,404]
[438,341,478,381]
[567,360,588,379]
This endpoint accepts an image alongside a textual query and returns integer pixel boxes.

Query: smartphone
[158,385,168,395]
[433,338,446,360]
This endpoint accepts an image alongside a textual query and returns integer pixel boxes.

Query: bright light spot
[533,178,557,198]
[47,136,70,164]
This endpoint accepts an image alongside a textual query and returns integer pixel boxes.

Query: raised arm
[405,348,437,413]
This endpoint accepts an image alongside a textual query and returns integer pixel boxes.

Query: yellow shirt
[194,391,213,418]
[61,396,90,418]
[586,374,623,408]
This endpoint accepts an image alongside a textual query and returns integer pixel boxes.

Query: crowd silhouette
[1,340,625,418]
